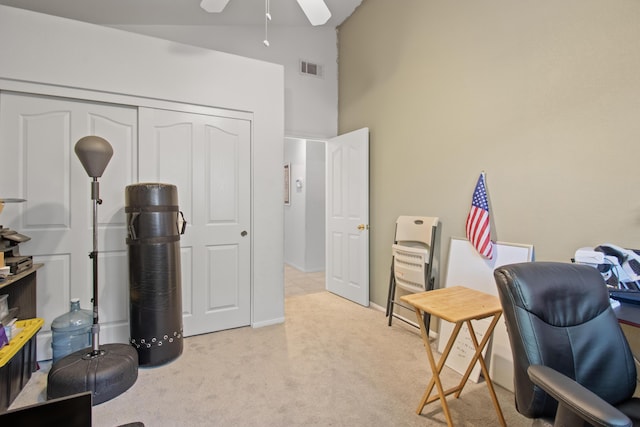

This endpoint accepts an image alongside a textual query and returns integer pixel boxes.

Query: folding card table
[401,286,506,427]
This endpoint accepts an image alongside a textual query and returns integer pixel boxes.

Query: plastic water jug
[51,298,92,364]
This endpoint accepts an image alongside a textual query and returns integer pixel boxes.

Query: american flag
[466,172,493,259]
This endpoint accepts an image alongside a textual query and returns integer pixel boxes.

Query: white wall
[112,24,338,139]
[0,5,285,327]
[339,0,640,307]
[283,138,325,272]
[284,139,307,269]
[111,22,340,278]
[304,140,326,272]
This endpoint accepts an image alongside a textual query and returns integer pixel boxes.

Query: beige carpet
[11,291,530,426]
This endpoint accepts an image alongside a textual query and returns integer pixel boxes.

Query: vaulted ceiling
[0,0,362,27]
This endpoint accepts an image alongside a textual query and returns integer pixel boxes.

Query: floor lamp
[47,136,139,405]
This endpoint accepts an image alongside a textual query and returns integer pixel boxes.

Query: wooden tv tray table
[401,286,505,427]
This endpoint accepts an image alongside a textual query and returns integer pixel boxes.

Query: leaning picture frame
[284,163,290,205]
[437,237,534,390]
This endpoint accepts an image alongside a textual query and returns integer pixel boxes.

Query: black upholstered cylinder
[126,183,184,366]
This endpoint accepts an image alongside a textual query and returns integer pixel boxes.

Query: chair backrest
[391,216,439,294]
[394,216,438,247]
[493,262,637,419]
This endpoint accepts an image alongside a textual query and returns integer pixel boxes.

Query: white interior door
[325,128,369,306]
[139,107,251,336]
[0,91,137,360]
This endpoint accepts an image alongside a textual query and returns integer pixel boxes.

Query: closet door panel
[139,107,251,336]
[139,120,193,223]
[207,125,239,222]
[0,92,137,360]
[23,111,71,228]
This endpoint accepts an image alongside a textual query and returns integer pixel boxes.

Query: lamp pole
[89,176,102,356]
[74,135,113,357]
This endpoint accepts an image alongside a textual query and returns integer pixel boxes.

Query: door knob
[357,224,369,230]
[241,230,248,237]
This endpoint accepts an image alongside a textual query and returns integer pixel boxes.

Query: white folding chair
[385,216,439,329]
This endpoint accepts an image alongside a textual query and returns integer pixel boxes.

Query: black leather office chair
[0,392,144,427]
[494,261,640,427]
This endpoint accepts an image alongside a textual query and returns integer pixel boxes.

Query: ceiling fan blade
[296,0,332,26]
[200,0,231,13]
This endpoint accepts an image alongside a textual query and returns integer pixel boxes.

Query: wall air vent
[300,60,323,78]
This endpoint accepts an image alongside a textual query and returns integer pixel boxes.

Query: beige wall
[338,0,640,307]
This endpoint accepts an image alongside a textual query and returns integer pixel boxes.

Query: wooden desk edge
[0,263,44,290]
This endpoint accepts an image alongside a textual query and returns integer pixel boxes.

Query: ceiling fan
[200,0,332,26]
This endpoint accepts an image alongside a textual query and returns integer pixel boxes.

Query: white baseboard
[252,316,285,328]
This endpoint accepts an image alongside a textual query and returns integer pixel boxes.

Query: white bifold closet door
[138,107,251,336]
[0,91,138,361]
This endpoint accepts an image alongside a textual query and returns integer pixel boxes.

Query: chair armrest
[527,365,632,427]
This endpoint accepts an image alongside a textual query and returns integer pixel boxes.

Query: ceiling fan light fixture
[199,0,231,13]
[263,0,270,47]
[296,0,331,26]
